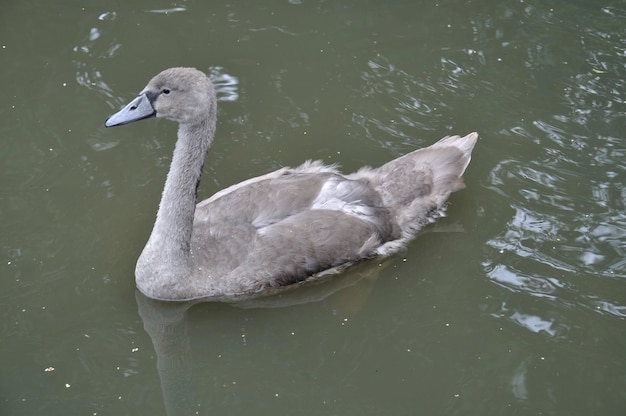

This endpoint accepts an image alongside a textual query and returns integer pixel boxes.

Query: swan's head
[105,67,216,127]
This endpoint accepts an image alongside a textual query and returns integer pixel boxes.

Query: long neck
[143,117,215,271]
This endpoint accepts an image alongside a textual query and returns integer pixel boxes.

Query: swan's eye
[162,88,171,95]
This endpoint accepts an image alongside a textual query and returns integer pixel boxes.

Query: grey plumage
[105,67,477,301]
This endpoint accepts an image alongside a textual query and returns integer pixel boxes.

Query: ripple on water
[485,143,626,332]
[351,54,482,152]
[484,56,626,334]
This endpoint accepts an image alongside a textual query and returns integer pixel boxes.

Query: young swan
[105,67,477,301]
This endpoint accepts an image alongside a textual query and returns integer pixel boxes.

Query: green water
[1,0,625,415]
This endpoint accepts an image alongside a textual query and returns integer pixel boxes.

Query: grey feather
[105,67,478,301]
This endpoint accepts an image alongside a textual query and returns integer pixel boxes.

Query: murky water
[1,0,625,414]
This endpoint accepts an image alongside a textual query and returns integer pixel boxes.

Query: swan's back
[189,133,478,297]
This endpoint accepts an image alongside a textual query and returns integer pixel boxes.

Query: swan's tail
[349,132,478,248]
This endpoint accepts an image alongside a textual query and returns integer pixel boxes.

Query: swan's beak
[105,93,156,127]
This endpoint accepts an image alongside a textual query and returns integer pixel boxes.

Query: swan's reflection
[135,260,386,415]
[136,294,195,416]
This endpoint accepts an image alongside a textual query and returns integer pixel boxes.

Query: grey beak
[105,93,156,127]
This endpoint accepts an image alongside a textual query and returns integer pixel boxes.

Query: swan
[105,67,477,301]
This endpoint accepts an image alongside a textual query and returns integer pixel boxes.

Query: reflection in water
[509,312,558,337]
[487,264,562,300]
[209,67,240,102]
[592,299,626,319]
[136,293,195,416]
[136,261,383,415]
[146,7,188,14]
[510,358,529,401]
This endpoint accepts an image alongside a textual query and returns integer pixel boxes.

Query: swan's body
[105,67,477,301]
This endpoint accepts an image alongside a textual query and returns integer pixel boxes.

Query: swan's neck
[137,117,215,289]
[157,122,213,250]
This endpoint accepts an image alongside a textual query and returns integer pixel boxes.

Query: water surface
[1,0,625,415]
